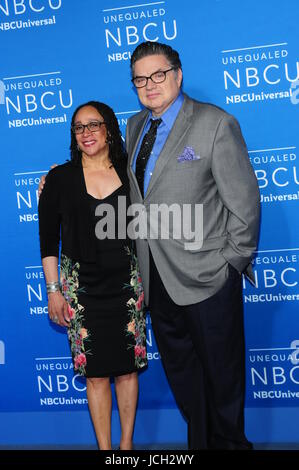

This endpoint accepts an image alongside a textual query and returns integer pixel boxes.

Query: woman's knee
[87,376,110,389]
[115,372,138,385]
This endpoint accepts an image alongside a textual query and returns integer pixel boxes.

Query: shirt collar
[146,91,184,130]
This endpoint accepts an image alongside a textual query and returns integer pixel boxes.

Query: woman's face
[74,105,108,158]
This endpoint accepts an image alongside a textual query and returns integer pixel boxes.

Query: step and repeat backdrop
[0,0,298,447]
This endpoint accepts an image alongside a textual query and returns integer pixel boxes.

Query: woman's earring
[106,132,112,145]
[77,144,81,152]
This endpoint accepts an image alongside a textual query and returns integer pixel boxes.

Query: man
[126,41,260,449]
[39,41,260,449]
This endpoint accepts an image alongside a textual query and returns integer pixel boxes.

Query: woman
[38,101,147,450]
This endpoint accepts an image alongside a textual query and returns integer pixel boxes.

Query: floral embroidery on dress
[124,246,147,369]
[60,253,91,376]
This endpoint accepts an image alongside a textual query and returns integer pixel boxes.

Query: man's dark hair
[70,101,127,167]
[130,41,182,74]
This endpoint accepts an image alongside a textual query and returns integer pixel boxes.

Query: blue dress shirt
[132,92,184,196]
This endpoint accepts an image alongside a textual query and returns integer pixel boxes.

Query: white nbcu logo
[0,80,4,105]
[0,0,62,16]
[0,341,5,365]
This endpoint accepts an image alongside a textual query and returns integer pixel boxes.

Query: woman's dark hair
[70,101,127,166]
[130,41,182,74]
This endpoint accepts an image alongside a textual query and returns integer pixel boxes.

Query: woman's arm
[38,169,70,327]
[38,169,61,259]
[42,256,70,327]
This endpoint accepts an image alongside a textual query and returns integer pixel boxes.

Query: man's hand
[38,164,58,196]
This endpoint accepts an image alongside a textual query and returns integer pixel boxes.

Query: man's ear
[177,68,183,88]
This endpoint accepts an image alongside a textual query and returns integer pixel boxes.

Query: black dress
[59,168,147,377]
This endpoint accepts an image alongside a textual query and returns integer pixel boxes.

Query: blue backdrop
[0,0,299,448]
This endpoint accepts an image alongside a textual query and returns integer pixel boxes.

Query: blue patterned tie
[135,118,162,197]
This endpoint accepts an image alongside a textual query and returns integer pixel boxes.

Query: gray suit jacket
[126,94,260,306]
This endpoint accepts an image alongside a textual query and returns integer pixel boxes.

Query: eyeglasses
[71,120,106,134]
[131,67,176,88]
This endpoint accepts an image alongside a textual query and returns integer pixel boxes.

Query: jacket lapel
[145,95,193,200]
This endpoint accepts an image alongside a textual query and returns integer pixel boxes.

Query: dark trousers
[149,253,253,450]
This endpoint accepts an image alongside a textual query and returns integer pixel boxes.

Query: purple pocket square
[177,146,200,163]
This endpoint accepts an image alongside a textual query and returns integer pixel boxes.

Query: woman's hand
[48,291,71,327]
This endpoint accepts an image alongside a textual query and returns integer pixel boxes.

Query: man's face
[132,54,182,117]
